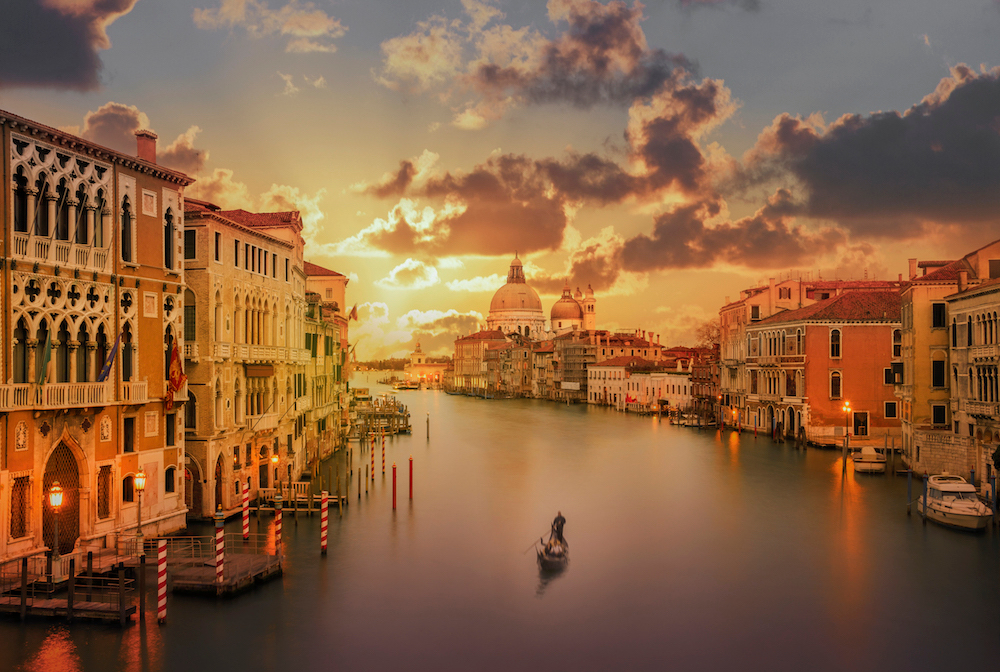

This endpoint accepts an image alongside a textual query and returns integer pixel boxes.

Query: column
[68,340,80,383]
[86,343,97,382]
[66,199,78,243]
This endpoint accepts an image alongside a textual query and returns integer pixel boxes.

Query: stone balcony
[967,400,998,417]
[183,342,199,360]
[0,382,111,410]
[971,345,998,360]
[121,380,148,405]
[246,412,278,431]
[12,233,111,273]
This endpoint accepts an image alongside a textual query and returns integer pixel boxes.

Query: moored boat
[852,446,886,474]
[919,474,992,531]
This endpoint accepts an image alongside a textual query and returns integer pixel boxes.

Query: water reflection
[23,627,81,672]
[535,563,568,598]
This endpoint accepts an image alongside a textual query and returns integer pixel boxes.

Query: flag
[166,343,187,411]
[348,304,358,321]
[36,328,52,385]
[97,331,122,382]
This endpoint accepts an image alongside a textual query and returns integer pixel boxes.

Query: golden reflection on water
[118,622,164,672]
[826,455,871,635]
[24,627,81,672]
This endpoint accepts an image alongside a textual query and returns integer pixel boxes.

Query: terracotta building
[1,110,194,567]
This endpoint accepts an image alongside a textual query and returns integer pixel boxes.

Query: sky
[3,0,1000,359]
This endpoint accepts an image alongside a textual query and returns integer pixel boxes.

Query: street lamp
[135,469,147,552]
[841,401,851,474]
[271,453,279,495]
[49,482,64,560]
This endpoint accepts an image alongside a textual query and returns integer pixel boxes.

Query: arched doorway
[767,406,775,434]
[787,407,796,437]
[214,455,224,512]
[185,459,203,517]
[43,443,80,555]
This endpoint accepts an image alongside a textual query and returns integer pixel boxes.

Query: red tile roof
[218,209,301,229]
[593,355,657,368]
[456,329,505,342]
[756,290,901,325]
[304,261,345,277]
[913,258,973,283]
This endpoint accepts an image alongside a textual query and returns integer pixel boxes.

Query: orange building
[1,110,194,568]
[747,291,902,446]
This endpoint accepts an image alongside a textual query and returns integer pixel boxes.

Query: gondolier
[552,511,566,543]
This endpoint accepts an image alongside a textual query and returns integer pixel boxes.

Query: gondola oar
[522,535,546,554]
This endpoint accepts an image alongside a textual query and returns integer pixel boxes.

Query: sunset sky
[3,0,1000,359]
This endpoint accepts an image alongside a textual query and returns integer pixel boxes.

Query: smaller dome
[551,282,583,321]
[585,284,595,297]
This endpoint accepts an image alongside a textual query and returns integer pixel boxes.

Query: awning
[245,364,274,377]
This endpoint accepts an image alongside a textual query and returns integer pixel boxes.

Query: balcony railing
[213,342,231,359]
[11,233,111,273]
[971,345,998,360]
[250,345,277,361]
[967,400,998,417]
[247,412,278,431]
[0,382,111,410]
[183,343,199,360]
[121,380,148,404]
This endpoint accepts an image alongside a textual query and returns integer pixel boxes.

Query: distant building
[404,342,448,387]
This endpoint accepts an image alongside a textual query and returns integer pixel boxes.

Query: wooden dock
[0,595,135,623]
[170,553,282,595]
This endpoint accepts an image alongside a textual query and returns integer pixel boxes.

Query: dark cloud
[159,126,209,175]
[736,65,1000,238]
[80,101,148,154]
[0,0,138,90]
[366,159,417,198]
[622,197,844,271]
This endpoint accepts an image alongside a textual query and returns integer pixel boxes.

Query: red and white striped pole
[274,493,283,556]
[382,430,386,475]
[157,539,167,623]
[392,462,396,510]
[320,491,328,555]
[242,481,250,540]
[409,455,413,500]
[214,508,225,585]
[371,435,375,482]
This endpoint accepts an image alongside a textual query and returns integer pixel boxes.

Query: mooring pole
[392,462,397,510]
[409,455,413,500]
[157,539,167,624]
[320,491,328,555]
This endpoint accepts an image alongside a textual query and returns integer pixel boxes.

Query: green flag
[37,329,52,385]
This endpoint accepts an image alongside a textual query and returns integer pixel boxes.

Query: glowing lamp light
[135,469,147,493]
[49,482,64,509]
[842,401,851,414]
[271,454,279,464]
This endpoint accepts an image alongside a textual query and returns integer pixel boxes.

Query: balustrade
[10,232,111,273]
[183,342,199,359]
[121,380,148,404]
[0,382,111,410]
[971,345,998,360]
[967,400,998,417]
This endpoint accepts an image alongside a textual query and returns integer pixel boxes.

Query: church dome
[490,256,543,312]
[551,282,583,321]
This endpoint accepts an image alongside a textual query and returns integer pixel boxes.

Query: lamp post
[135,469,147,551]
[49,482,64,561]
[271,453,279,498]
[841,401,851,474]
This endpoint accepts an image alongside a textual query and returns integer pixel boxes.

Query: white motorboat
[852,446,886,474]
[919,474,992,531]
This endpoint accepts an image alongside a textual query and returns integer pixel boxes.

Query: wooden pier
[171,553,282,595]
[350,393,412,439]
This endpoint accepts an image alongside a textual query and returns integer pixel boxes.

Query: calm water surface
[4,383,999,671]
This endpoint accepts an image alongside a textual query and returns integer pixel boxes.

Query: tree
[695,319,721,349]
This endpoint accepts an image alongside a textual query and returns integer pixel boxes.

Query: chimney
[135,129,158,164]
[908,258,917,280]
[724,296,730,305]
[898,273,902,282]
[959,270,968,292]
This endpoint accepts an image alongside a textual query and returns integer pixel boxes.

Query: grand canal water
[4,383,1000,671]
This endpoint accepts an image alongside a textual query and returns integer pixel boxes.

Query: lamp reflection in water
[49,482,63,561]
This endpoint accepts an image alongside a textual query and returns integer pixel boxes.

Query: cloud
[0,0,139,90]
[79,102,149,153]
[160,126,209,174]
[193,0,346,54]
[258,183,327,248]
[375,259,441,290]
[446,273,506,292]
[352,302,482,359]
[278,72,300,95]
[735,64,1000,239]
[677,0,760,11]
[187,168,255,208]
[376,0,695,129]
[304,75,327,88]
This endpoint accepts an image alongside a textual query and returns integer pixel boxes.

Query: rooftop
[755,290,902,325]
[304,261,346,278]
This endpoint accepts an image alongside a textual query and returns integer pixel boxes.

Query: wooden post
[67,558,75,622]
[157,539,167,624]
[20,557,28,621]
[118,567,126,627]
[907,468,913,515]
[86,551,94,602]
[139,552,146,622]
[392,462,397,510]
[409,455,413,500]
[921,472,928,523]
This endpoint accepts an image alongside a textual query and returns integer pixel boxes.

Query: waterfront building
[181,200,309,517]
[486,256,545,338]
[531,342,554,399]
[746,290,902,444]
[302,289,346,476]
[900,241,1000,476]
[690,347,720,420]
[587,357,692,413]
[403,342,448,387]
[1,110,194,564]
[304,261,350,345]
[946,277,1000,484]
[452,329,507,395]
[719,277,904,428]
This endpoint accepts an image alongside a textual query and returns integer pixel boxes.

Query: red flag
[167,344,187,410]
[348,303,358,321]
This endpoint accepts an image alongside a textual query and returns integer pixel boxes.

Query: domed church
[486,255,546,338]
[550,282,596,335]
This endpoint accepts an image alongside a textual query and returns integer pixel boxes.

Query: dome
[489,255,543,312]
[551,282,583,321]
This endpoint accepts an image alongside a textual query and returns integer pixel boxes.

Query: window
[184,230,196,259]
[123,416,135,453]
[326,288,333,299]
[932,360,946,388]
[164,209,175,269]
[166,413,175,446]
[778,287,791,299]
[13,168,28,233]
[285,258,289,281]
[751,305,760,320]
[234,239,240,267]
[884,368,894,385]
[967,316,973,346]
[951,319,957,347]
[932,303,946,328]
[931,404,947,426]
[884,402,898,419]
[245,243,250,270]
[830,329,841,358]
[215,232,221,261]
[245,445,252,467]
[9,476,29,539]
[121,197,133,262]
[893,329,902,358]
[123,475,135,503]
[234,445,240,468]
[98,466,112,519]
[830,371,842,399]
[165,467,176,493]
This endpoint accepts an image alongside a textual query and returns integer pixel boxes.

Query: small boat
[852,446,886,474]
[919,474,992,531]
[537,534,568,571]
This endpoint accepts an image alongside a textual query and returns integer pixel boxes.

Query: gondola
[537,535,569,571]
